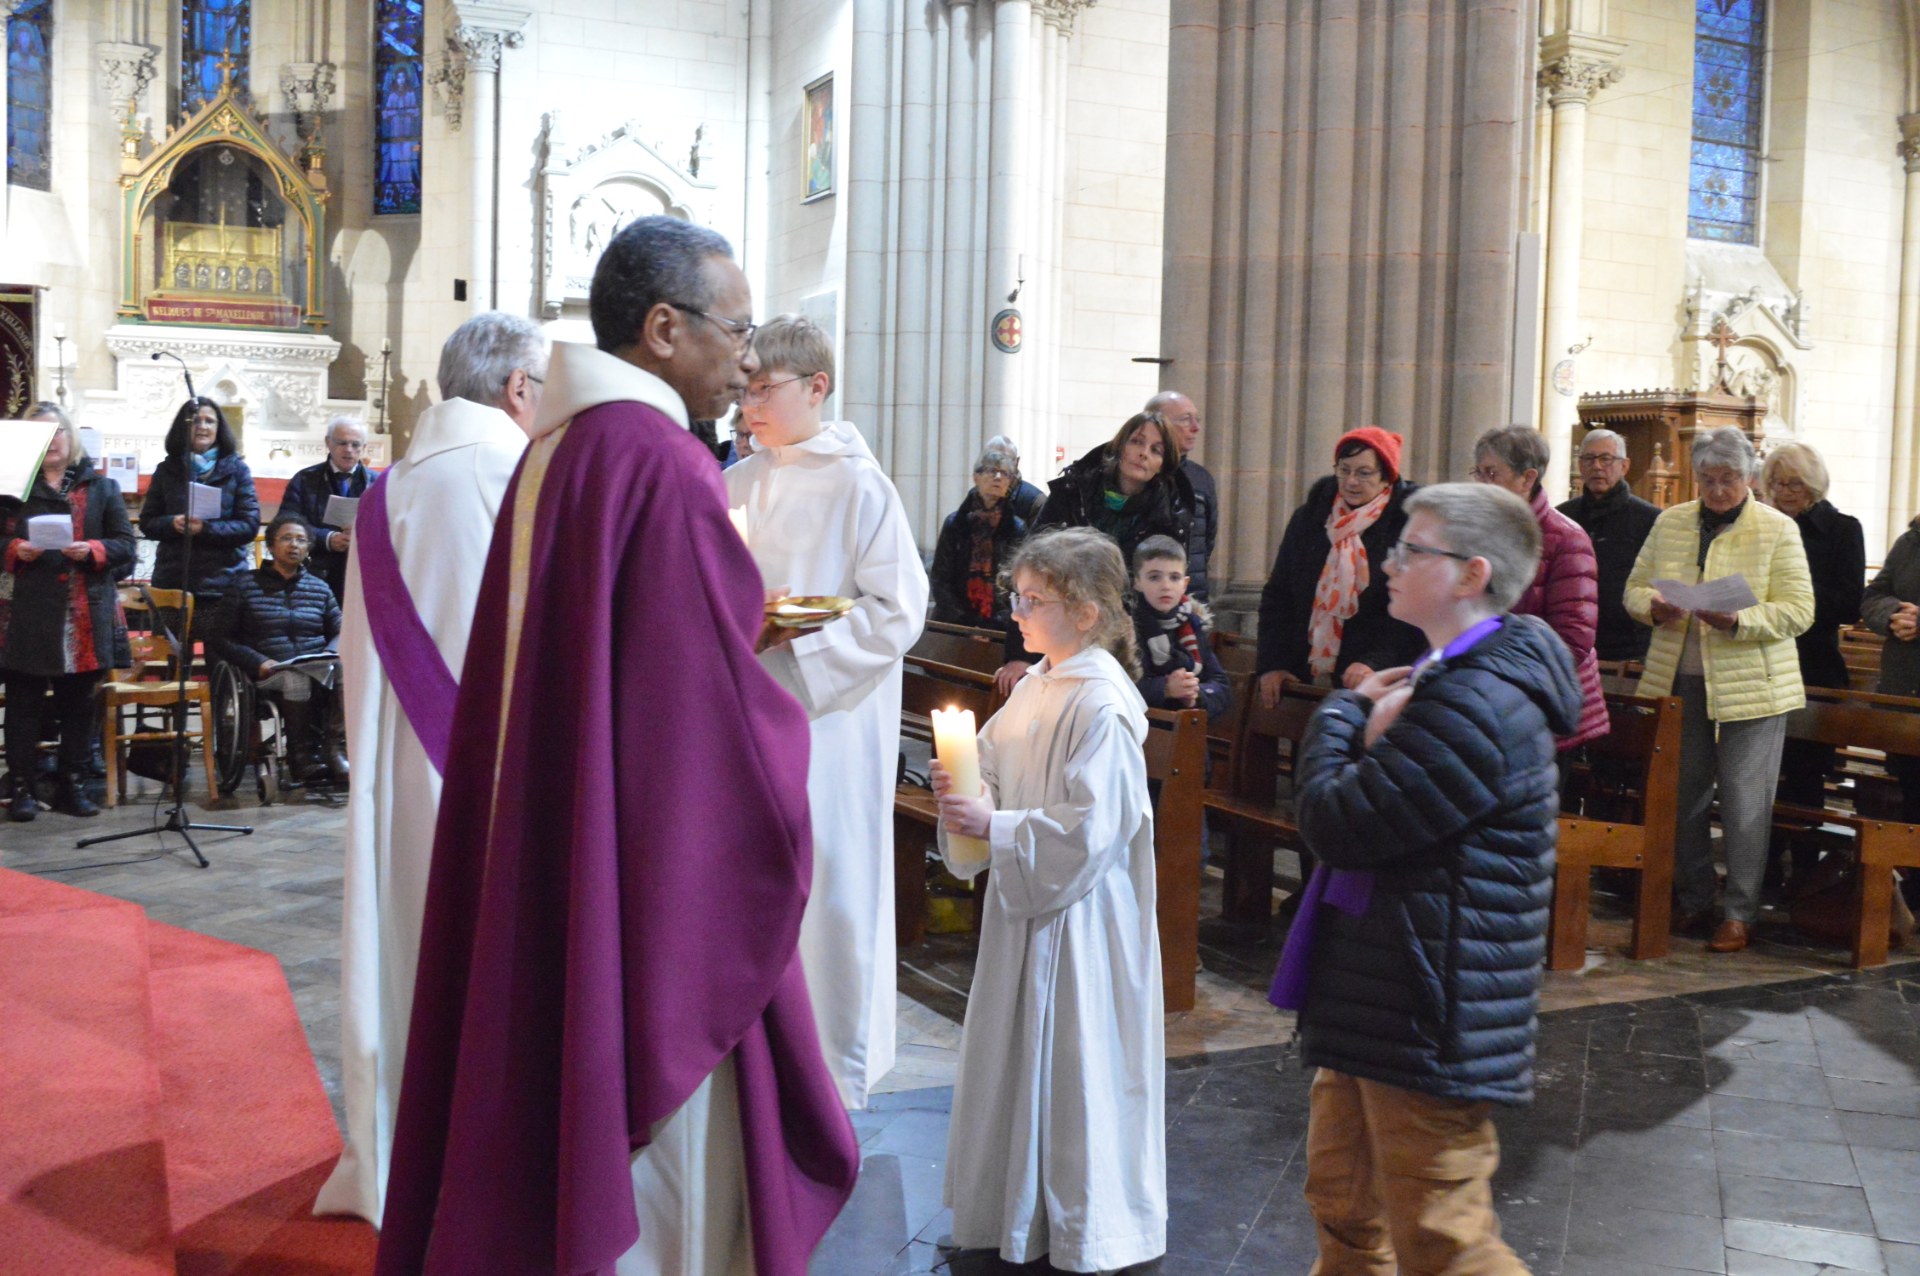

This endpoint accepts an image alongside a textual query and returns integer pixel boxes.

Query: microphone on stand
[150,350,197,400]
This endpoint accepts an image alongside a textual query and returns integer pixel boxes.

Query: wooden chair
[1201,680,1328,931]
[1548,691,1682,970]
[100,588,219,808]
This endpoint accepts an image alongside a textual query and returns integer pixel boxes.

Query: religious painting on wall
[804,73,834,202]
[0,290,34,416]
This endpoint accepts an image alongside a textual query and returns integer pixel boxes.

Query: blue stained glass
[7,0,51,191]
[1688,0,1765,244]
[182,0,250,116]
[374,0,424,215]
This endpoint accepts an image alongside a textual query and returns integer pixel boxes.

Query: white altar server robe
[315,397,526,1226]
[725,419,928,1109]
[938,647,1167,1273]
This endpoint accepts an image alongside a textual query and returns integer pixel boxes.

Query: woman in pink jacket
[1471,427,1610,755]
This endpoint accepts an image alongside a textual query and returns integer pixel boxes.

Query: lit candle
[728,507,750,542]
[930,706,989,868]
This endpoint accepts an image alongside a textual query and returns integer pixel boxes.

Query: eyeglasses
[1697,472,1748,492]
[740,376,804,405]
[1769,477,1809,493]
[329,439,367,451]
[1386,539,1474,570]
[1469,465,1514,484]
[670,303,758,347]
[1010,592,1066,618]
[1577,452,1624,467]
[1335,465,1381,483]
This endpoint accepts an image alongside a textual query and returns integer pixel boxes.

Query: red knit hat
[1334,426,1403,484]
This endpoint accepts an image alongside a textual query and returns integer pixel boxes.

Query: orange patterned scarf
[1308,489,1390,679]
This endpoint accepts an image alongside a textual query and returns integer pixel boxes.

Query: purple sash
[354,474,458,773]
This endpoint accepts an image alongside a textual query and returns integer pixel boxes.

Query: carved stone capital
[1035,0,1096,28]
[453,25,520,74]
[280,61,336,144]
[426,39,468,131]
[97,41,159,129]
[432,3,530,130]
[1538,54,1624,105]
[1900,113,1920,175]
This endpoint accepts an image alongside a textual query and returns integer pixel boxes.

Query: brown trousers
[1303,1068,1530,1275]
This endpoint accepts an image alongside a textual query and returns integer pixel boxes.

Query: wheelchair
[209,659,288,804]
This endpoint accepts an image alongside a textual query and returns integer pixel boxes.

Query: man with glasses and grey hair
[1558,427,1660,661]
[1146,390,1218,601]
[278,414,375,598]
[317,309,546,1225]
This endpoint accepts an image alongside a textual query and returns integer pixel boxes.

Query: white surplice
[938,647,1167,1273]
[315,397,527,1226]
[724,420,929,1109]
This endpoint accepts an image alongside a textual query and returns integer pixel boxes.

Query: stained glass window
[181,0,250,116]
[7,0,52,191]
[374,0,424,215]
[1689,0,1767,244]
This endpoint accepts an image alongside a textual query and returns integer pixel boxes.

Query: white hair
[1580,428,1627,458]
[437,311,549,407]
[1691,426,1757,478]
[324,414,367,443]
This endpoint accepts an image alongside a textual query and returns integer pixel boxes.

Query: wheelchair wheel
[257,760,280,806]
[209,662,255,797]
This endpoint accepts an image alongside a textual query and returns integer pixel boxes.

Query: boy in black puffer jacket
[1128,535,1231,721]
[1271,483,1579,1275]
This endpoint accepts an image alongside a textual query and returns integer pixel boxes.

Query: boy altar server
[725,315,928,1108]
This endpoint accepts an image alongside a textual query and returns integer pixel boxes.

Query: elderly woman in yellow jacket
[1625,427,1814,954]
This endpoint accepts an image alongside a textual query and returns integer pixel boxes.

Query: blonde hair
[749,313,835,394]
[1760,440,1829,504]
[25,401,84,464]
[1005,527,1140,677]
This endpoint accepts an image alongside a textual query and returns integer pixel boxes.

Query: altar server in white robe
[315,312,545,1225]
[933,526,1167,1274]
[724,314,928,1109]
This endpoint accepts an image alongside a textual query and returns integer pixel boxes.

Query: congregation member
[207,516,345,786]
[316,310,544,1226]
[1255,427,1424,707]
[275,415,374,598]
[930,443,1027,627]
[986,432,1047,528]
[1863,513,1920,910]
[933,527,1167,1273]
[1558,427,1659,662]
[1471,426,1609,753]
[0,403,134,820]
[1129,534,1231,720]
[1275,482,1577,1275]
[993,412,1192,694]
[1147,389,1218,601]
[1625,427,1814,954]
[139,397,261,609]
[726,314,929,1109]
[1762,443,1864,835]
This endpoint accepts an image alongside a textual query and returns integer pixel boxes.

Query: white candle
[930,705,989,868]
[728,507,750,542]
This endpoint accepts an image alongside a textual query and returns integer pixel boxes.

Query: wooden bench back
[1785,686,1920,759]
[900,654,1002,749]
[1576,692,1682,828]
[1216,681,1328,802]
[911,624,1005,676]
[1210,629,1259,677]
[1145,706,1207,1011]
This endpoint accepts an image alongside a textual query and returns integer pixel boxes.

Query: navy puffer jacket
[1292,613,1580,1105]
[206,564,341,673]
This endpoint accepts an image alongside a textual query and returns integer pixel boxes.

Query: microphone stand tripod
[79,476,253,866]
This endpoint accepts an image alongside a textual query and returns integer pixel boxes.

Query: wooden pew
[1201,681,1328,932]
[1548,691,1682,971]
[912,621,1005,676]
[1841,626,1885,693]
[1778,686,1920,967]
[1210,629,1260,677]
[892,656,1212,1010]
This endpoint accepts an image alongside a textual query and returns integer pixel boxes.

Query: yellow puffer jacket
[1623,498,1814,722]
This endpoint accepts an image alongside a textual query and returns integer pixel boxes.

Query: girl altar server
[932,526,1167,1272]
[724,314,928,1108]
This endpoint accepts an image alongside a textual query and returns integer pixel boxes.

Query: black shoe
[9,776,38,823]
[324,749,349,787]
[53,774,99,818]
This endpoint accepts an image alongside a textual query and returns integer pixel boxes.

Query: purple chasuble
[375,402,858,1276]
[352,474,458,772]
[1268,615,1507,1012]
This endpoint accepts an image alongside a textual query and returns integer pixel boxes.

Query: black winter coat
[276,459,373,597]
[1131,599,1232,721]
[1294,614,1580,1105]
[139,451,261,603]
[207,564,342,672]
[1790,499,1865,691]
[1256,475,1424,681]
[0,459,135,675]
[1181,457,1219,602]
[1557,480,1660,662]
[1010,479,1046,530]
[1866,518,1920,697]
[930,491,1027,626]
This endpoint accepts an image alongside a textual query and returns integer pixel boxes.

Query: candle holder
[51,331,68,408]
[375,337,392,434]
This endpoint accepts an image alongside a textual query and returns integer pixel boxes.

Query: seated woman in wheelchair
[207,515,345,786]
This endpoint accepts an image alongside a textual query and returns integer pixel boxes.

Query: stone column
[982,0,1031,447]
[844,0,890,445]
[888,3,939,527]
[939,0,982,519]
[1892,113,1920,538]
[447,3,528,314]
[1536,36,1624,498]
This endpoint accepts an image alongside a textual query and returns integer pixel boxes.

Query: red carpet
[0,871,376,1275]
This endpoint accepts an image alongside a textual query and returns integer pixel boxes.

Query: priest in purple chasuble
[376,218,858,1276]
